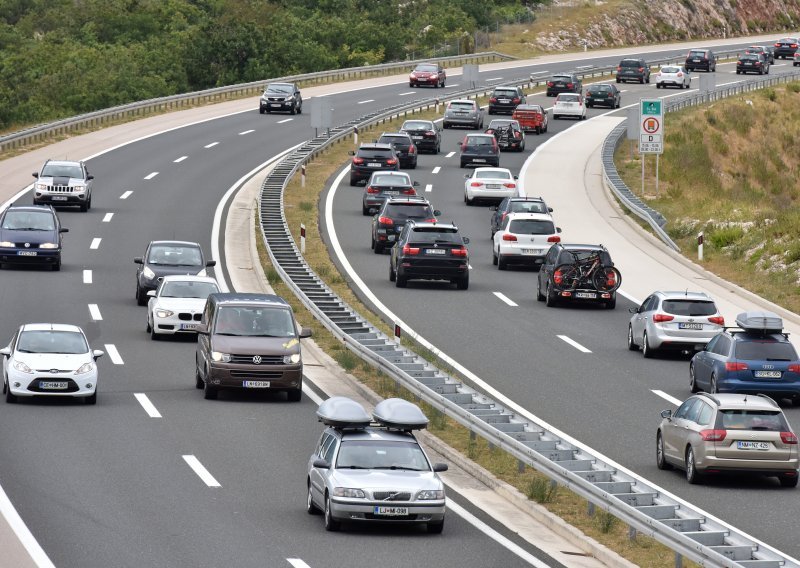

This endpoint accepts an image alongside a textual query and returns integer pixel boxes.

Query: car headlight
[73,184,86,193]
[0,241,14,247]
[417,490,444,500]
[142,266,155,280]
[333,488,365,498]
[35,183,48,191]
[283,353,301,364]
[211,351,231,363]
[196,268,207,277]
[12,360,33,374]
[39,243,58,249]
[155,309,174,318]
[75,362,95,375]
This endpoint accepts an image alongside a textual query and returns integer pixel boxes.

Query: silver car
[443,99,483,129]
[32,159,94,211]
[307,397,448,533]
[628,291,724,357]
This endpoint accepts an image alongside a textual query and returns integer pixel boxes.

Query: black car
[490,197,553,238]
[584,83,621,108]
[736,53,769,75]
[616,58,650,84]
[536,243,617,309]
[377,132,417,169]
[259,82,302,115]
[459,133,500,168]
[488,86,526,115]
[134,240,216,305]
[370,197,440,254]
[484,119,525,152]
[349,143,400,186]
[685,48,716,72]
[400,119,441,154]
[546,73,582,96]
[0,205,68,271]
[362,171,418,215]
[773,37,799,59]
[745,45,774,64]
[390,221,470,289]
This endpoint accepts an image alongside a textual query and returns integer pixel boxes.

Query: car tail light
[775,42,781,47]
[513,131,521,139]
[451,246,468,257]
[792,44,798,48]
[502,234,517,242]
[553,268,564,285]
[707,316,724,325]
[616,66,622,71]
[500,212,507,222]
[503,183,516,188]
[700,429,727,442]
[386,158,397,166]
[547,81,554,87]
[402,244,419,255]
[781,432,798,444]
[409,145,416,154]
[547,235,561,243]
[424,218,437,223]
[353,157,364,165]
[788,364,800,373]
[566,82,573,88]
[512,97,520,103]
[470,182,482,187]
[677,72,683,77]
[638,67,644,72]
[725,362,748,371]
[489,97,497,103]
[378,216,393,226]
[652,313,674,323]
[425,130,435,136]
[401,188,416,195]
[366,186,379,194]
[755,61,762,66]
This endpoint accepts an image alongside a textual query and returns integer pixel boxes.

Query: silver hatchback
[443,99,483,129]
[628,291,723,357]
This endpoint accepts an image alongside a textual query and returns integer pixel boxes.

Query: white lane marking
[718,80,744,87]
[287,560,312,568]
[0,483,56,568]
[88,304,102,321]
[493,292,518,307]
[357,99,375,104]
[445,83,459,88]
[182,455,221,487]
[90,238,102,250]
[173,156,188,163]
[529,70,548,76]
[652,390,683,407]
[120,191,132,200]
[445,151,455,158]
[144,172,158,180]
[134,393,162,418]
[557,335,592,353]
[620,89,629,93]
[83,270,92,284]
[102,212,114,222]
[424,184,432,193]
[431,166,441,174]
[398,91,415,96]
[239,129,255,135]
[486,77,504,82]
[205,142,219,148]
[104,344,124,365]
[277,118,293,124]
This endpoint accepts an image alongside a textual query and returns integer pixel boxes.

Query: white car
[1,324,103,404]
[492,212,561,270]
[552,93,586,120]
[147,275,220,339]
[655,65,690,89]
[464,167,519,205]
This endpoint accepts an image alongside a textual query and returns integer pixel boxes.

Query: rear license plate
[693,58,701,62]
[374,506,409,516]
[243,380,271,388]
[499,99,510,103]
[521,249,543,255]
[39,381,68,390]
[180,323,199,330]
[678,323,704,330]
[17,251,37,256]
[368,162,381,167]
[384,190,399,195]
[473,158,486,163]
[575,292,596,299]
[426,249,446,255]
[51,195,68,201]
[737,441,769,450]
[754,370,782,378]
[486,184,501,189]
[745,62,752,66]
[412,136,423,140]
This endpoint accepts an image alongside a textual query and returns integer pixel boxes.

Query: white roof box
[317,397,371,429]
[373,398,429,431]
[735,311,783,333]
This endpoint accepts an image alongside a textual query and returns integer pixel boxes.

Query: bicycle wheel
[552,264,580,291]
[592,266,622,292]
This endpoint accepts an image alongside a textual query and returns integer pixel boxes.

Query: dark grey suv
[349,143,400,186]
[616,58,650,84]
[259,82,302,114]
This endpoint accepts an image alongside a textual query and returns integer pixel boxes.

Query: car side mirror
[464,174,470,179]
[462,237,470,245]
[32,172,39,178]
[412,181,419,187]
[206,260,217,267]
[299,327,313,338]
[432,463,448,473]
[59,228,69,233]
[513,175,518,180]
[433,210,441,216]
[556,227,562,233]
[147,290,156,297]
[629,307,638,313]
[313,458,331,469]
[92,349,104,360]
[134,257,143,264]
[0,347,10,357]
[660,409,672,420]
[87,175,94,181]
[548,207,553,212]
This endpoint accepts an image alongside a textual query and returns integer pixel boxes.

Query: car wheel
[627,325,639,351]
[685,446,702,485]
[465,194,473,205]
[779,474,799,488]
[349,177,358,187]
[409,83,414,88]
[84,390,97,405]
[497,255,507,271]
[492,249,498,265]
[389,262,396,282]
[689,364,699,393]
[79,201,88,212]
[195,370,204,390]
[362,205,370,216]
[427,519,444,534]
[545,282,557,307]
[642,332,655,358]
[435,143,441,154]
[290,104,296,115]
[456,274,469,290]
[656,83,661,89]
[150,326,160,341]
[146,317,152,333]
[307,481,321,514]
[87,196,92,210]
[324,494,340,531]
[51,259,61,271]
[5,381,17,404]
[395,271,407,288]
[615,78,620,83]
[536,278,545,301]
[287,388,302,402]
[136,284,147,306]
[203,380,218,400]
[710,374,718,394]
[656,432,672,470]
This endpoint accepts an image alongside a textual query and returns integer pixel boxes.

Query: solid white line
[287,560,312,568]
[173,156,188,163]
[277,118,293,124]
[444,83,459,88]
[205,142,219,148]
[486,77,504,82]
[493,292,518,307]
[424,184,432,193]
[90,238,101,250]
[398,91,415,96]
[102,212,114,222]
[104,344,123,365]
[557,335,592,353]
[445,151,455,158]
[0,483,56,568]
[144,172,158,180]
[182,455,221,487]
[239,129,255,135]
[652,389,683,407]
[357,99,375,104]
[134,393,162,418]
[88,304,102,321]
[119,191,132,200]
[83,270,92,284]
[431,166,441,174]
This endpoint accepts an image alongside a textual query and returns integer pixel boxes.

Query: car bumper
[152,315,202,335]
[398,262,468,281]
[34,193,88,205]
[460,155,498,166]
[488,104,517,114]
[7,370,98,398]
[0,249,60,265]
[444,116,479,126]
[329,498,445,523]
[410,78,439,85]
[648,328,719,350]
[467,188,517,201]
[716,377,800,398]
[206,363,303,390]
[617,74,645,82]
[656,80,684,86]
[260,101,293,111]
[554,108,585,118]
[586,97,615,105]
[697,455,799,474]
[516,121,544,132]
[497,244,548,264]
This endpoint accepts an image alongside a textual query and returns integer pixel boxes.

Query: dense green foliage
[0,0,533,130]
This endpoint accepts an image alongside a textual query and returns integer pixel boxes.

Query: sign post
[639,99,664,195]
[300,224,306,255]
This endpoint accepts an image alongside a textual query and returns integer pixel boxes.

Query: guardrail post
[353,126,358,147]
[628,525,637,541]
[517,459,525,474]
[587,501,595,517]
[301,164,306,188]
[674,552,683,568]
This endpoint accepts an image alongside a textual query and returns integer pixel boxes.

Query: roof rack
[372,398,429,431]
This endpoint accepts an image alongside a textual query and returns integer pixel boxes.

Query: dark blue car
[690,311,800,403]
[0,205,67,271]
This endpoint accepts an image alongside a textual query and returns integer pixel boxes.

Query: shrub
[595,510,619,534]
[708,226,744,248]
[334,349,358,372]
[299,201,314,212]
[526,476,558,503]
[266,267,281,285]
[764,88,777,102]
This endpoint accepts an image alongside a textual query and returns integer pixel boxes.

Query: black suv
[490,197,552,238]
[134,240,216,305]
[349,143,399,186]
[488,86,526,115]
[546,74,582,96]
[377,132,417,169]
[736,53,769,75]
[390,221,470,290]
[536,243,617,309]
[773,37,799,59]
[0,205,68,271]
[259,82,302,114]
[400,119,441,154]
[685,49,716,72]
[616,58,650,84]
[371,197,440,254]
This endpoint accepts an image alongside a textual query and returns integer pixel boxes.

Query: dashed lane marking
[144,172,158,180]
[90,238,101,250]
[557,335,592,353]
[104,344,124,365]
[182,455,221,487]
[83,270,92,284]
[134,393,162,418]
[204,142,219,148]
[493,292,518,307]
[102,213,114,222]
[119,191,132,200]
[173,156,188,163]
[88,304,102,321]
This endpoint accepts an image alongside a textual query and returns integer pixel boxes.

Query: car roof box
[735,311,783,333]
[316,397,371,429]
[372,398,428,431]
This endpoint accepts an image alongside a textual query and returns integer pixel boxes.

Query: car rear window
[559,249,611,264]
[450,101,475,110]
[590,85,612,91]
[734,340,798,361]
[357,149,393,158]
[509,201,547,214]
[551,75,571,81]
[688,50,708,57]
[466,136,495,146]
[475,170,511,179]
[558,94,579,103]
[661,300,717,316]
[494,88,517,97]
[379,135,410,145]
[384,204,432,219]
[410,228,461,243]
[620,60,641,67]
[660,66,680,73]
[717,410,789,431]
[402,121,431,130]
[740,54,759,60]
[508,219,555,235]
[371,174,410,186]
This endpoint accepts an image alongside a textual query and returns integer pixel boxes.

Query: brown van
[195,293,312,401]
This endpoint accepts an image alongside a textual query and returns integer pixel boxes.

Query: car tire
[136,284,147,306]
[443,122,449,129]
[492,249,498,265]
[710,375,718,394]
[51,259,61,271]
[615,78,620,83]
[5,382,17,404]
[287,388,302,402]
[150,327,160,341]
[465,194,473,205]
[642,332,655,359]
[203,380,218,400]
[195,370,204,390]
[349,177,358,187]
[79,201,88,212]
[307,481,321,514]
[427,519,444,534]
[779,474,799,488]
[627,326,639,351]
[460,161,466,168]
[409,83,414,88]
[146,317,152,333]
[689,364,699,393]
[456,274,469,290]
[395,272,407,288]
[84,390,97,405]
[656,432,672,470]
[497,255,507,271]
[656,83,661,89]
[536,279,545,302]
[324,494,340,531]
[389,262,396,282]
[545,282,557,307]
[685,446,702,485]
[362,205,370,216]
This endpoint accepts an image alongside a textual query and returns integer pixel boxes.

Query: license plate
[745,62,752,66]
[499,99,510,103]
[180,323,199,330]
[39,381,68,390]
[51,195,68,201]
[426,249,446,255]
[575,292,596,299]
[243,380,271,388]
[373,506,409,516]
[521,249,543,255]
[473,158,486,163]
[678,323,704,330]
[754,370,782,378]
[737,441,769,450]
[368,162,381,167]
[17,251,37,256]
[693,58,701,62]
[412,136,423,140]
[486,184,501,189]
[384,190,399,195]
[270,103,281,107]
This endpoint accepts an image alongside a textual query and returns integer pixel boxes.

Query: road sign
[639,99,663,154]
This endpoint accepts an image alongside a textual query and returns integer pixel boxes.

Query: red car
[512,104,548,134]
[409,63,446,88]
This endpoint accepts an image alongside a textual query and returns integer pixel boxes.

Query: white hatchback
[655,65,691,89]
[1,324,103,404]
[464,167,519,205]
[492,212,561,270]
[147,275,220,339]
[552,93,586,120]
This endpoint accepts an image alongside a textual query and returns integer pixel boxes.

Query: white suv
[492,212,561,270]
[33,159,94,211]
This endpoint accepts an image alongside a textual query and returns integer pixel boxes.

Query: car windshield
[402,121,432,130]
[661,300,717,316]
[40,164,83,178]
[718,410,788,431]
[475,170,511,179]
[265,84,292,94]
[357,149,393,159]
[734,340,798,361]
[449,102,474,110]
[410,228,461,244]
[466,136,494,146]
[371,174,410,186]
[17,330,88,354]
[213,306,296,337]
[148,245,202,266]
[160,280,219,299]
[558,94,579,103]
[508,219,555,235]
[384,204,432,219]
[1,211,55,231]
[336,440,430,471]
[415,64,438,73]
[509,201,547,214]
[661,67,680,73]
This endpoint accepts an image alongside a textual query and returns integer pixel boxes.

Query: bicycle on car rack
[552,249,622,293]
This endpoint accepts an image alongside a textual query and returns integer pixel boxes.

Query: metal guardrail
[255,58,800,568]
[0,51,514,154]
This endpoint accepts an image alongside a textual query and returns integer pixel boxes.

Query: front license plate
[575,292,597,299]
[737,441,769,450]
[374,506,409,516]
[754,370,782,378]
[17,251,37,256]
[368,162,381,168]
[426,249,446,255]
[243,380,271,388]
[270,103,281,107]
[180,323,199,330]
[678,323,704,330]
[51,195,68,201]
[39,381,68,390]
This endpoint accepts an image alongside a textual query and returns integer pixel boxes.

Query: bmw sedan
[147,275,220,339]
